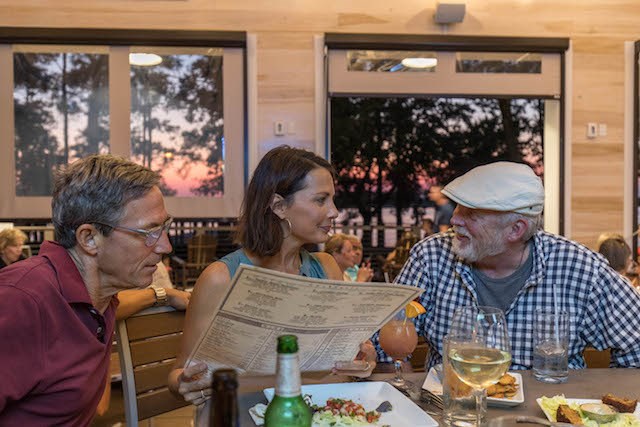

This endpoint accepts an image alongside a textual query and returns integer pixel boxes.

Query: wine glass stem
[393,359,404,384]
[474,389,484,426]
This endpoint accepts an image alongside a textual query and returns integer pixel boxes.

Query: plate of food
[422,367,524,407]
[537,394,640,427]
[261,381,438,426]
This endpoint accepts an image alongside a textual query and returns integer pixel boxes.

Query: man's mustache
[452,226,470,238]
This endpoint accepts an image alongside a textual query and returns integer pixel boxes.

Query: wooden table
[236,368,640,426]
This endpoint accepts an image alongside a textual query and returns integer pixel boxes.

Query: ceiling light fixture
[129,53,162,67]
[401,57,438,69]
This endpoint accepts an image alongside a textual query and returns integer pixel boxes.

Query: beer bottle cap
[276,335,299,354]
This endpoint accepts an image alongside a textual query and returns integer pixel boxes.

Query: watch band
[151,285,168,306]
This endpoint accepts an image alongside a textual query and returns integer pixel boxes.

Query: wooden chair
[173,233,218,288]
[117,306,190,426]
[583,346,611,368]
[410,336,430,372]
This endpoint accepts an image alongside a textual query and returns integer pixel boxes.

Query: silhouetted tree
[331,96,544,245]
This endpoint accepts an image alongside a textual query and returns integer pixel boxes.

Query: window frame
[323,33,569,235]
[0,27,247,219]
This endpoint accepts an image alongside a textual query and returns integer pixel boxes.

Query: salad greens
[539,396,640,427]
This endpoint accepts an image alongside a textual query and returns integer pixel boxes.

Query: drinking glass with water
[533,309,569,383]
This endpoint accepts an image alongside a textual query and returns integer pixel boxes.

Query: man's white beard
[451,226,507,263]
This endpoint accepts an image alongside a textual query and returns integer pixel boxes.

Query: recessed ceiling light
[129,53,162,67]
[401,57,438,69]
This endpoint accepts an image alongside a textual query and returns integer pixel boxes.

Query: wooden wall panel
[1,0,639,247]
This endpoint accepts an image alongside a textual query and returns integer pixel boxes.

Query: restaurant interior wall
[0,0,637,248]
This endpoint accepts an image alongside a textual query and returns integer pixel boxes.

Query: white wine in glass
[448,346,512,389]
[448,306,511,426]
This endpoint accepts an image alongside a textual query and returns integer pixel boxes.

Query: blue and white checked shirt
[373,230,640,370]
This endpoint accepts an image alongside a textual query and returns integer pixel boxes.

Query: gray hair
[52,155,160,248]
[500,212,542,242]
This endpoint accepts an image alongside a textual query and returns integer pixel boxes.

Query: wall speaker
[434,2,466,24]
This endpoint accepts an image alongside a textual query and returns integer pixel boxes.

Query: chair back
[584,346,611,368]
[117,306,189,426]
[173,233,218,288]
[187,233,218,265]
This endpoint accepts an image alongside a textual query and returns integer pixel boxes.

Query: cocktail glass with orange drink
[378,301,425,391]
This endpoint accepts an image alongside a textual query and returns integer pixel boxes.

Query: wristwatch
[151,285,168,306]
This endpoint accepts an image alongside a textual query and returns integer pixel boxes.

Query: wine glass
[378,308,418,391]
[447,306,511,427]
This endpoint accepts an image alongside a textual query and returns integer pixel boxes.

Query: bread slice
[602,393,638,413]
[556,404,583,425]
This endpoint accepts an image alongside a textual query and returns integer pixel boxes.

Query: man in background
[0,155,172,425]
[428,185,455,232]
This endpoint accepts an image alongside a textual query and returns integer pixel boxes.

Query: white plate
[422,368,525,408]
[536,397,640,424]
[263,381,438,426]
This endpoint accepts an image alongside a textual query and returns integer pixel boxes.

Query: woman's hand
[332,341,377,378]
[175,362,212,406]
[356,263,374,282]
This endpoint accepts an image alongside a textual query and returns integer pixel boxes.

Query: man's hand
[167,288,191,310]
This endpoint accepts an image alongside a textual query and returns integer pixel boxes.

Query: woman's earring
[283,218,293,238]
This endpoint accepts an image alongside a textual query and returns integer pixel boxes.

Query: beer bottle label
[274,353,302,397]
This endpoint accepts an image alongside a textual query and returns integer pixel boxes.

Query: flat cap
[441,162,544,215]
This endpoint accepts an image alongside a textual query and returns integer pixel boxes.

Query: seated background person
[325,233,373,282]
[343,234,374,282]
[374,161,640,371]
[596,232,637,287]
[0,228,28,269]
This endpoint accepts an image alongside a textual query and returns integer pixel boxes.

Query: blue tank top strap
[219,248,327,279]
[299,249,327,279]
[218,248,253,279]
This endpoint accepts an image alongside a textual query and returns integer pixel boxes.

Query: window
[347,50,437,72]
[455,52,542,73]
[0,29,246,219]
[129,48,224,197]
[325,34,568,247]
[14,47,109,196]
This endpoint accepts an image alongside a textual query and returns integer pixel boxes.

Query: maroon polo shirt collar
[38,241,93,305]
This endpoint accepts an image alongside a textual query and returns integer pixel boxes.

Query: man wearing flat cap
[375,161,640,370]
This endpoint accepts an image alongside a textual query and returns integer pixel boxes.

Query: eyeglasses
[94,216,173,247]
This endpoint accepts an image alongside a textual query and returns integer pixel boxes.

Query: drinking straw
[552,283,560,345]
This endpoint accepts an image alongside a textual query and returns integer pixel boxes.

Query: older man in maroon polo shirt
[0,155,173,425]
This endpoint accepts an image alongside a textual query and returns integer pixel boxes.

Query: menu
[186,264,422,375]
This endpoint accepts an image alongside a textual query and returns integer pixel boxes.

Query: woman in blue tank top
[169,145,356,408]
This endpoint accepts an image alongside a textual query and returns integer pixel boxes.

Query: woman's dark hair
[236,145,334,257]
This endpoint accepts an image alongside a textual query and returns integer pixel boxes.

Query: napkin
[249,403,267,426]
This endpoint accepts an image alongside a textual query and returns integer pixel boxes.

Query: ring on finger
[201,389,205,399]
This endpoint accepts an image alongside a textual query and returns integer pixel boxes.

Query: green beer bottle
[264,335,312,427]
